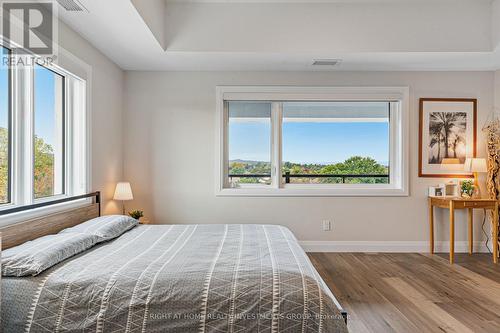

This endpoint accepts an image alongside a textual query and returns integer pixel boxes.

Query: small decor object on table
[444,181,459,197]
[128,210,144,220]
[460,180,475,198]
[463,157,487,197]
[428,185,445,197]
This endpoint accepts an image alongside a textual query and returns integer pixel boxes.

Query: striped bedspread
[2,224,348,333]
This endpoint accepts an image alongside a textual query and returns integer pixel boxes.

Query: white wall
[58,21,125,214]
[123,71,494,248]
[493,0,500,51]
[165,2,491,53]
[496,70,500,107]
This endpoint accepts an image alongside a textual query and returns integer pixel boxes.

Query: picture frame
[419,98,477,178]
[428,186,445,197]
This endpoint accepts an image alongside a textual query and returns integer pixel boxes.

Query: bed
[1,194,348,333]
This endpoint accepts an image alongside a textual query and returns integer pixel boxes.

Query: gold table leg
[468,208,473,255]
[449,201,455,264]
[429,200,434,254]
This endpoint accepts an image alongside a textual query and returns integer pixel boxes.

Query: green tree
[319,156,388,184]
[0,127,7,203]
[34,135,55,198]
[229,162,246,174]
[229,160,271,185]
[230,157,388,186]
[0,129,58,201]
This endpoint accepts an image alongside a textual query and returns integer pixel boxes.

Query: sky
[229,121,389,165]
[0,48,59,148]
[34,64,60,147]
[0,47,8,132]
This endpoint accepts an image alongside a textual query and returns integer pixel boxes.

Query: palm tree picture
[428,112,467,164]
[419,98,477,178]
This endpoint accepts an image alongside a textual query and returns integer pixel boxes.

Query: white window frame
[0,40,90,225]
[215,86,409,197]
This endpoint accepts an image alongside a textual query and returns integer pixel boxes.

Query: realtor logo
[1,1,57,55]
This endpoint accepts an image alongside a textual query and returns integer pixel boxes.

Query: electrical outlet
[322,220,331,231]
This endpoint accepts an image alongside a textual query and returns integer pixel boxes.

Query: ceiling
[56,0,500,71]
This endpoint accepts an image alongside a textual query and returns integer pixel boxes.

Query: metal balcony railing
[228,171,389,184]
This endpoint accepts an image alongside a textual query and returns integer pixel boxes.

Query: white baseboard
[299,240,491,253]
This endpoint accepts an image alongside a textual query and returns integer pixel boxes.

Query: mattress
[2,224,348,333]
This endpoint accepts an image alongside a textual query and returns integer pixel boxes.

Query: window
[217,86,408,196]
[34,64,65,199]
[0,46,10,204]
[282,102,389,185]
[228,102,272,186]
[0,44,89,217]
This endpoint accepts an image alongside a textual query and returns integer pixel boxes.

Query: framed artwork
[419,98,477,178]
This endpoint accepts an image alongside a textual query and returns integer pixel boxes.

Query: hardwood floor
[309,253,500,333]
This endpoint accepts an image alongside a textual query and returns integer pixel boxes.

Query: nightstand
[428,196,498,264]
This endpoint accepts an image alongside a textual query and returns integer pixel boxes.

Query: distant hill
[230,159,388,167]
[229,159,265,165]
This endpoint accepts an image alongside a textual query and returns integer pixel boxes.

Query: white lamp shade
[113,182,134,201]
[464,158,487,173]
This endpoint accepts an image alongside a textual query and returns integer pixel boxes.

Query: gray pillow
[2,233,98,277]
[59,215,138,242]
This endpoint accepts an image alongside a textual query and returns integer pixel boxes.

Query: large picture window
[217,87,409,196]
[0,43,89,219]
[282,102,390,185]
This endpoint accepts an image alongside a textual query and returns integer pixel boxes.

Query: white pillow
[59,215,138,242]
[2,233,98,277]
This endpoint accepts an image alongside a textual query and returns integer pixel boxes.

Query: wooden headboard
[0,192,101,250]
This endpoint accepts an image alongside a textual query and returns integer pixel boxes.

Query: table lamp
[464,158,487,197]
[113,182,134,215]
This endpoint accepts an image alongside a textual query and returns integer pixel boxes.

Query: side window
[0,46,11,204]
[228,102,272,187]
[33,64,65,199]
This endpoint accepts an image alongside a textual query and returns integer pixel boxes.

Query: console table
[428,197,498,264]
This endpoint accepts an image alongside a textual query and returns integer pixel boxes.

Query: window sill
[216,186,409,197]
[0,198,92,227]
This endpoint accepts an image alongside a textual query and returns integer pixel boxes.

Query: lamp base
[473,172,482,198]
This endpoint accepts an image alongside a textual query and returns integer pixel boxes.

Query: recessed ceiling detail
[55,0,500,71]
